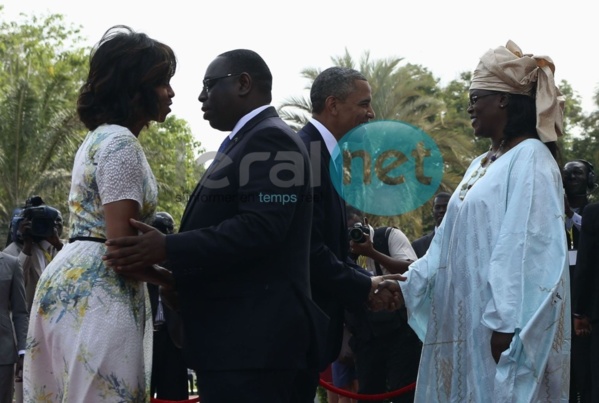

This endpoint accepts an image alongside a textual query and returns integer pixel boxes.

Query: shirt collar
[229,105,270,139]
[39,240,52,250]
[309,117,340,160]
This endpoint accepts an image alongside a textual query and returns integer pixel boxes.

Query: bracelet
[573,313,585,319]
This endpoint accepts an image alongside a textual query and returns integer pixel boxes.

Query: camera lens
[349,227,366,243]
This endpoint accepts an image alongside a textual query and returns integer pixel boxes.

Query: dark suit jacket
[0,251,28,366]
[165,107,321,371]
[298,122,372,369]
[411,231,435,259]
[573,202,599,322]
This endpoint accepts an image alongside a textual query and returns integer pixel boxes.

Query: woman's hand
[574,316,591,336]
[491,331,514,363]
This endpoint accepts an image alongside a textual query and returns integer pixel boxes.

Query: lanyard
[567,227,574,250]
[37,243,53,263]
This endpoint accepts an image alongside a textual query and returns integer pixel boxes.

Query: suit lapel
[304,123,348,245]
[309,124,347,222]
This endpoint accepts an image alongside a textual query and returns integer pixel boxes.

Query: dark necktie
[207,135,234,171]
[217,135,233,154]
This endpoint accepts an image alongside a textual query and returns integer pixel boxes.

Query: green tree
[139,116,204,226]
[0,10,203,241]
[560,80,594,164]
[564,86,599,204]
[278,50,477,239]
[581,88,599,163]
[0,10,88,236]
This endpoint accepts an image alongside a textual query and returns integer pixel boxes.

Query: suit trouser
[0,364,14,403]
[591,321,599,403]
[570,328,592,402]
[150,328,188,400]
[353,328,421,403]
[196,369,298,403]
[290,369,320,403]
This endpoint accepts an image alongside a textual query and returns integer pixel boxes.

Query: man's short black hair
[218,49,272,94]
[433,192,451,202]
[310,67,367,114]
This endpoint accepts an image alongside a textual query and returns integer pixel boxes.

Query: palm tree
[0,13,88,238]
[277,50,477,239]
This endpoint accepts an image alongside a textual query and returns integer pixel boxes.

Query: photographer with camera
[345,206,419,403]
[3,196,63,311]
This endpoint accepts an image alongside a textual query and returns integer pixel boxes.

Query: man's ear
[324,95,338,116]
[238,72,252,96]
[499,93,511,108]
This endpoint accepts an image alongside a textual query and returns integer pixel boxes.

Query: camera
[22,206,61,238]
[348,223,370,243]
[12,196,61,239]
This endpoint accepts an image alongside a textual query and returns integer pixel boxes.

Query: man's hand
[116,264,175,288]
[15,354,24,382]
[160,284,180,312]
[564,195,574,219]
[103,219,167,271]
[491,331,514,363]
[350,236,375,258]
[368,274,406,311]
[18,218,33,254]
[47,227,64,251]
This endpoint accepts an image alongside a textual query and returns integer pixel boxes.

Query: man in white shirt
[5,201,63,311]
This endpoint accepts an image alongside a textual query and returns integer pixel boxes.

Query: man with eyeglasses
[103,49,326,403]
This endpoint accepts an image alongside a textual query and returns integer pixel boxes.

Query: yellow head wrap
[470,40,564,143]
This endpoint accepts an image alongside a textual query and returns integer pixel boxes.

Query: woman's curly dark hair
[77,25,177,131]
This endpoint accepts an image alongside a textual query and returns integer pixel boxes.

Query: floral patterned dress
[24,124,158,402]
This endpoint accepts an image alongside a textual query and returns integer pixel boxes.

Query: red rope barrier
[149,380,416,402]
[151,398,199,403]
[319,378,416,401]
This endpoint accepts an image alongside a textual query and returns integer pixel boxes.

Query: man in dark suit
[0,251,28,403]
[573,202,599,402]
[411,192,450,258]
[563,159,595,402]
[293,66,402,402]
[103,49,323,402]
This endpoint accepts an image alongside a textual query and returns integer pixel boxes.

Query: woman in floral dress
[24,25,176,402]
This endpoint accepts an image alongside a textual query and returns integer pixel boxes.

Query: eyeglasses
[202,73,242,94]
[467,92,499,108]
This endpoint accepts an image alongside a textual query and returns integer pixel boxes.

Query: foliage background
[278,50,596,240]
[0,9,597,245]
[0,10,203,242]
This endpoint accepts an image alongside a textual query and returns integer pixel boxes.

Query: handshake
[368,274,406,312]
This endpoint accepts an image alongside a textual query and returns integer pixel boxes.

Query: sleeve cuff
[572,212,582,230]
